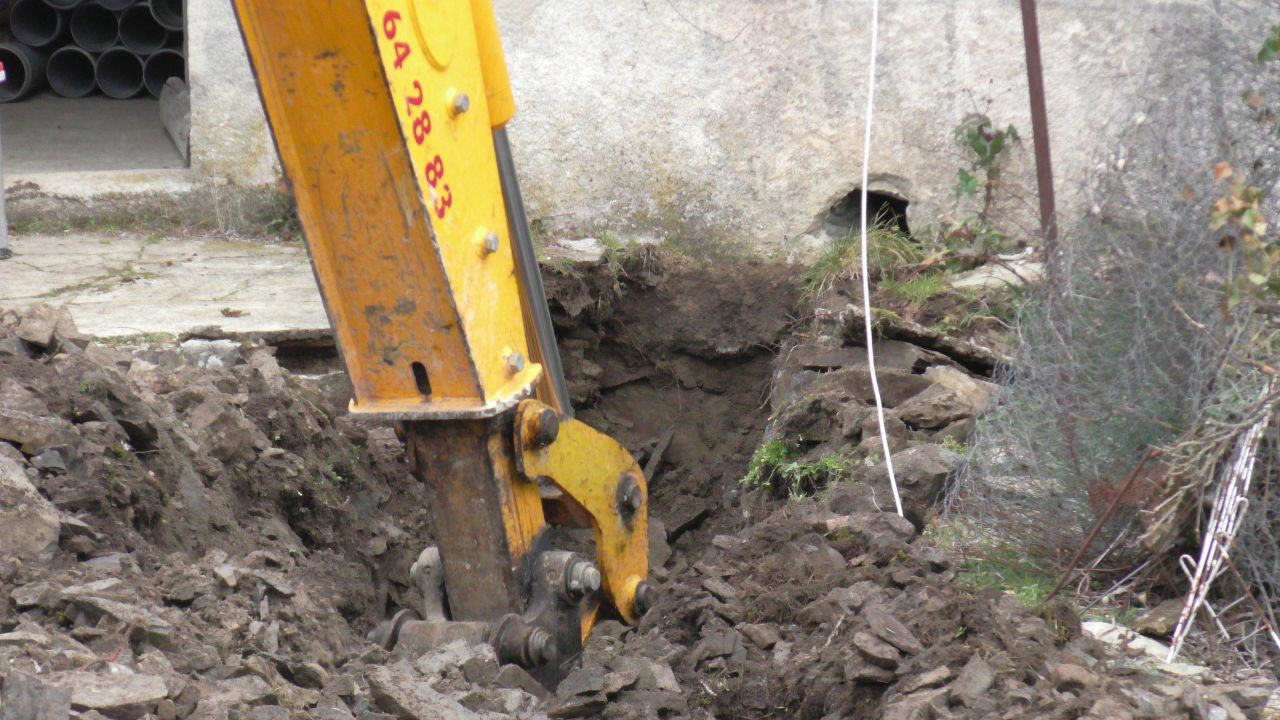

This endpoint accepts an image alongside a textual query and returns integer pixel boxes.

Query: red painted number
[382,10,400,38]
[411,111,432,143]
[393,42,411,69]
[405,81,423,110]
[425,155,444,186]
[382,11,411,68]
[434,185,453,219]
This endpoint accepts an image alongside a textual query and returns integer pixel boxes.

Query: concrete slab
[0,232,328,338]
[1,95,185,174]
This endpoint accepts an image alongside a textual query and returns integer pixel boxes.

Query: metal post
[1019,0,1057,266]
[0,93,9,261]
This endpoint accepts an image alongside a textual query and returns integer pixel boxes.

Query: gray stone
[899,666,953,694]
[864,605,924,655]
[1133,598,1185,639]
[557,666,605,698]
[866,444,961,526]
[922,366,995,415]
[11,581,56,609]
[493,665,546,700]
[44,672,167,720]
[852,631,901,669]
[1204,682,1275,712]
[949,655,995,707]
[739,623,782,650]
[2,671,72,720]
[80,553,137,575]
[814,367,932,408]
[895,385,972,430]
[0,410,72,456]
[185,399,256,464]
[62,595,174,649]
[0,453,61,561]
[843,660,895,684]
[191,676,275,720]
[367,663,479,720]
[15,304,76,349]
[1048,661,1098,691]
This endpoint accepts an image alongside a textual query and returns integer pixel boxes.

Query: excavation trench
[0,249,1245,719]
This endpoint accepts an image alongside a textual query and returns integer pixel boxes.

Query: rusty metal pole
[1019,0,1057,269]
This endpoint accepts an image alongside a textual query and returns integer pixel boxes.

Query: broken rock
[367,663,478,720]
[949,654,995,708]
[0,452,61,560]
[2,671,72,720]
[45,671,167,720]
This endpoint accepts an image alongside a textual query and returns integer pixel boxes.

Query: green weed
[741,441,858,498]
[802,225,922,299]
[882,273,948,306]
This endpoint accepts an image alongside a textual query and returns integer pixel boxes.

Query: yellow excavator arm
[231,0,651,682]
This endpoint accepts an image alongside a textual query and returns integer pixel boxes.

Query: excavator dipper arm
[231,0,650,683]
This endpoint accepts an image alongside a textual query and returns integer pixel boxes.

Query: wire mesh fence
[945,11,1280,668]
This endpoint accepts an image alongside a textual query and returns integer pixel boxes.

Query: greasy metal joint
[616,473,643,522]
[523,407,559,449]
[492,614,556,668]
[634,582,656,616]
[563,558,602,602]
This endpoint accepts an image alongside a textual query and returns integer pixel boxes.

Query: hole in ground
[824,189,911,237]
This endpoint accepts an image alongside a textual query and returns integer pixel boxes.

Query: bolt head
[532,408,559,448]
[623,483,643,513]
[634,582,656,616]
[506,352,526,374]
[452,92,471,115]
[564,559,601,599]
[581,565,601,594]
[482,231,501,254]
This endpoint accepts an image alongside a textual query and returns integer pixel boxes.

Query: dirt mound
[567,495,1278,719]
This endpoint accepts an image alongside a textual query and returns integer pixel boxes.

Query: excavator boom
[231,0,650,682]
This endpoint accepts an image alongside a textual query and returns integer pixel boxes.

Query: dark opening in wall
[824,189,911,238]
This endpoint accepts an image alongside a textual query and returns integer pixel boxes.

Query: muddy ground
[1,250,1277,720]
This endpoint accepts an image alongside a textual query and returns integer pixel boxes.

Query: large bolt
[524,627,556,667]
[634,582,656,616]
[482,231,501,255]
[531,408,559,449]
[506,351,526,374]
[617,474,643,518]
[563,559,602,600]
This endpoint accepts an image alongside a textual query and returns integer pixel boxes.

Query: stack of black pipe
[0,0,185,102]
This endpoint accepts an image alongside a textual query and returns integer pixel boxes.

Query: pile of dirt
[567,495,1277,719]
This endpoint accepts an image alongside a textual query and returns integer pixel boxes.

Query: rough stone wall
[496,0,1266,256]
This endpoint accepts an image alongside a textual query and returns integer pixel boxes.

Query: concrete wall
[187,0,277,187]
[180,0,1269,256]
[494,0,1268,257]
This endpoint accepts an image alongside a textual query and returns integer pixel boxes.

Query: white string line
[858,0,903,518]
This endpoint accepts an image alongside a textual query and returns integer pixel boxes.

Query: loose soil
[0,249,1275,720]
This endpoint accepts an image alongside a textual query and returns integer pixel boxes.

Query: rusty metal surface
[406,418,546,621]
